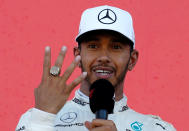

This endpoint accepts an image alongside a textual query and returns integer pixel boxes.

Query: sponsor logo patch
[131,121,143,131]
[60,112,77,123]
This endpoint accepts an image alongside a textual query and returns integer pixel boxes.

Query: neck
[80,80,124,101]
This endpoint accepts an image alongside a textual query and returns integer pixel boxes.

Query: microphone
[89,79,115,120]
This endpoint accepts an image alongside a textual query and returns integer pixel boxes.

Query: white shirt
[16,90,176,131]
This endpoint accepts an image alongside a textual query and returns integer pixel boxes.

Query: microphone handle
[96,109,108,120]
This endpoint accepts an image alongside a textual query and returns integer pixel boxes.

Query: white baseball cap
[76,5,135,48]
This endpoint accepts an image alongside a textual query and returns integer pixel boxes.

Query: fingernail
[45,46,50,52]
[61,46,67,52]
[82,72,87,78]
[75,55,81,62]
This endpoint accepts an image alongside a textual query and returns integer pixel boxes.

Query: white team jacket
[16,90,176,131]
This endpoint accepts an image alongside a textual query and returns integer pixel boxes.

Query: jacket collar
[72,90,129,113]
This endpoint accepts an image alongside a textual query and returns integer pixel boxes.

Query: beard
[114,63,128,88]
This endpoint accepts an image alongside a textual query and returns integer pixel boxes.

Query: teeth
[97,72,108,75]
[95,70,110,74]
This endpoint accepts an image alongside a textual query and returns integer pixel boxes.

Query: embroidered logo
[156,123,166,130]
[119,105,129,112]
[72,98,89,106]
[131,121,143,131]
[60,112,77,123]
[98,9,117,24]
[16,126,25,131]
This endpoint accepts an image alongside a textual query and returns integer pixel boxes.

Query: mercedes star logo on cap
[98,9,117,24]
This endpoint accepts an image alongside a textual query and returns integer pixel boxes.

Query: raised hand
[34,46,87,114]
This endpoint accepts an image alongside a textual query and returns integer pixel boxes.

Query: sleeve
[148,115,177,131]
[16,108,56,131]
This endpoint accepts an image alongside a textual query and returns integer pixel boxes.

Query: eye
[87,44,98,49]
[112,44,122,49]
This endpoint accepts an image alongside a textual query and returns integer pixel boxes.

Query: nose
[96,50,111,64]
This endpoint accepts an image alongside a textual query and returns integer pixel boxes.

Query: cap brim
[76,29,134,46]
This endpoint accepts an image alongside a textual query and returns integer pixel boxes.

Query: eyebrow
[111,38,129,45]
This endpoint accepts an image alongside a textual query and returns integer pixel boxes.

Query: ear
[73,46,80,56]
[73,46,81,67]
[128,49,139,71]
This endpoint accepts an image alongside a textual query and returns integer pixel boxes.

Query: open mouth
[92,67,114,79]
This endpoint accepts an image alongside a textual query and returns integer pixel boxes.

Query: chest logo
[131,121,143,131]
[60,112,77,123]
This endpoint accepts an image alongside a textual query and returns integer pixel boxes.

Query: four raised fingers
[42,46,86,93]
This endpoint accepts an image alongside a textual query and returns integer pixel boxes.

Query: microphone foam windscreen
[89,79,115,114]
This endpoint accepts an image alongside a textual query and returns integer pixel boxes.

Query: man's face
[76,31,137,87]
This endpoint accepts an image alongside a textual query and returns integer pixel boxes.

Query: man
[16,5,176,131]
